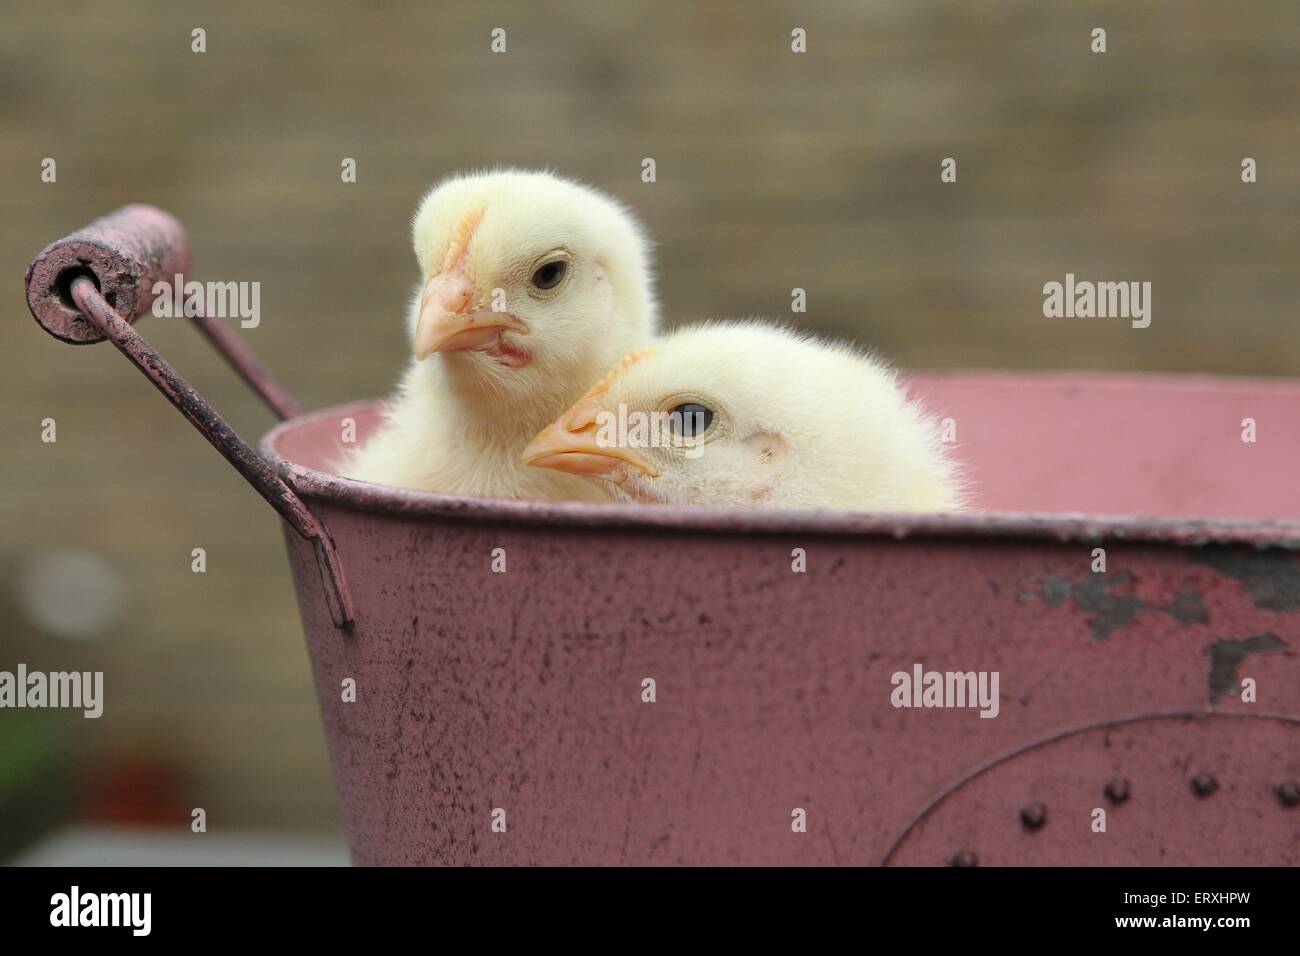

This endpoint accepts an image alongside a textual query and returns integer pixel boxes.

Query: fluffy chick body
[525,322,965,512]
[345,169,658,500]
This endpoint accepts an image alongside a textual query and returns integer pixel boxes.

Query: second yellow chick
[523,322,965,511]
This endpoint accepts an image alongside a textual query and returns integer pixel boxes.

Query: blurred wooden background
[1,0,1297,839]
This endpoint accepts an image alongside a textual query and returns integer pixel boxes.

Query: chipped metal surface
[1206,635,1287,701]
[1033,572,1210,640]
[271,458,1300,863]
[1193,548,1300,612]
[24,204,189,344]
[263,407,1300,864]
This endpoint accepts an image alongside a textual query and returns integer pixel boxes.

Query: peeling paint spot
[1205,633,1286,701]
[1043,575,1072,609]
[1167,583,1209,624]
[1037,572,1209,640]
[1192,548,1300,612]
[1041,572,1144,639]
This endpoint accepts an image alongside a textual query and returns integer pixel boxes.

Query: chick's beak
[413,274,527,360]
[522,390,659,479]
[413,206,527,361]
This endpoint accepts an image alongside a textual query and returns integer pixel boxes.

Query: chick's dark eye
[669,403,713,438]
[531,260,567,290]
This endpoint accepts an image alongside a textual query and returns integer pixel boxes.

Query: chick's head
[522,322,965,512]
[409,169,657,403]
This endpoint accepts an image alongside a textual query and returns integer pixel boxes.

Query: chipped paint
[1166,582,1209,624]
[1206,633,1287,701]
[25,204,189,344]
[1192,548,1300,612]
[1038,571,1208,640]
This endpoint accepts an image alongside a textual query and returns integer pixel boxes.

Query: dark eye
[669,403,713,438]
[531,260,567,290]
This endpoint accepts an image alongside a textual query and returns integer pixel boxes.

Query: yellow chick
[522,322,965,511]
[344,169,658,499]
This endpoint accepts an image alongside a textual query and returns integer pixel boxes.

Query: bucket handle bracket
[25,205,355,629]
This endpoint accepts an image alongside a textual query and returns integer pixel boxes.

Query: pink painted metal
[25,203,190,345]
[25,204,300,419]
[265,402,1300,865]
[886,712,1300,865]
[29,206,1300,866]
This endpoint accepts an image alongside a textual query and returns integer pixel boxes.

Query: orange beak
[522,350,660,479]
[413,207,528,360]
[413,278,527,360]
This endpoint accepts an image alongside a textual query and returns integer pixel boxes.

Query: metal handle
[25,205,354,628]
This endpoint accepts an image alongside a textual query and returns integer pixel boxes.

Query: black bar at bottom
[0,866,1283,943]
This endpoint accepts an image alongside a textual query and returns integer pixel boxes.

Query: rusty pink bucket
[28,206,1300,865]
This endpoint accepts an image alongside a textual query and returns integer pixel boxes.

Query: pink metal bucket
[29,206,1300,865]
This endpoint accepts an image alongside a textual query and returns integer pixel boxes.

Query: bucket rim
[258,399,1300,550]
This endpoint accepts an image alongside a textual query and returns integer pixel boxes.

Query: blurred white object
[16,549,126,641]
[11,825,348,866]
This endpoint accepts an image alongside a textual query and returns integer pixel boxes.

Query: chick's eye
[669,403,713,438]
[531,260,567,290]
